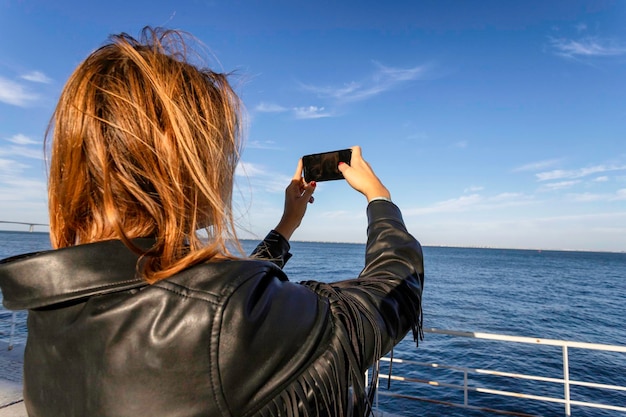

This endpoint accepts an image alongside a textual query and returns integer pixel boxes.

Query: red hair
[46,27,242,282]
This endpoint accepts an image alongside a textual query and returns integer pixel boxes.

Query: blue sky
[1,0,625,251]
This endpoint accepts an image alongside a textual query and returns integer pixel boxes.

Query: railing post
[9,311,17,350]
[562,345,570,416]
[464,369,468,407]
[365,365,380,411]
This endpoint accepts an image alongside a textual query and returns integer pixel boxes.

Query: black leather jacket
[0,201,424,417]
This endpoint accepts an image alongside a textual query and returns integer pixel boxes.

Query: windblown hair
[46,27,242,283]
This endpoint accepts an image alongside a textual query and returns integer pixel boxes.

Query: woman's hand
[274,159,316,241]
[338,146,391,202]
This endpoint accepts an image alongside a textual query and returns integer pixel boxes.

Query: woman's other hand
[338,146,391,202]
[274,159,316,240]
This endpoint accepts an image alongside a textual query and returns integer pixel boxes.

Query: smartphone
[302,149,352,182]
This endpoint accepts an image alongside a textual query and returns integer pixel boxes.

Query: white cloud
[567,192,604,203]
[0,157,29,173]
[235,161,266,178]
[373,61,427,82]
[261,61,430,121]
[536,164,626,181]
[7,134,40,145]
[301,61,429,103]
[0,145,44,160]
[568,188,626,203]
[540,180,581,191]
[293,106,332,119]
[20,71,52,84]
[513,158,562,172]
[254,102,287,113]
[575,23,587,33]
[414,210,626,251]
[407,194,481,215]
[593,176,609,182]
[245,139,281,150]
[549,36,626,58]
[405,192,533,216]
[0,171,48,229]
[0,155,47,218]
[490,192,527,202]
[464,185,484,193]
[0,76,39,106]
[235,160,290,193]
[301,81,363,102]
[326,82,362,99]
[0,177,47,202]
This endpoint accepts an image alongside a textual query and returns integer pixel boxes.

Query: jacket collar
[0,239,153,310]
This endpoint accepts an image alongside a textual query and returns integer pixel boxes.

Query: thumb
[338,161,354,183]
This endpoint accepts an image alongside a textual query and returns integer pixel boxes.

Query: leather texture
[0,201,424,417]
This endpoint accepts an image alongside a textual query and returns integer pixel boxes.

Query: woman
[0,28,424,417]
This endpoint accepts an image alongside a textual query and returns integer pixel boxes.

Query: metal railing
[0,307,24,351]
[1,222,49,348]
[3,312,626,415]
[373,328,626,416]
[0,221,48,233]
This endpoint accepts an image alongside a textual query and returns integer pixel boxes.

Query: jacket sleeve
[301,200,424,413]
[306,199,423,359]
[221,201,423,416]
[249,230,293,268]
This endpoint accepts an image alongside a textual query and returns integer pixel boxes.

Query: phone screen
[302,149,352,182]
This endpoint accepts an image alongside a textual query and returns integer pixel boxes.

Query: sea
[1,230,625,416]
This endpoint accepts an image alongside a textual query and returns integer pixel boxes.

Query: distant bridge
[0,221,49,232]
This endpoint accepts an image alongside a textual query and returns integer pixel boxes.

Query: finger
[293,158,304,180]
[350,145,362,161]
[302,180,316,200]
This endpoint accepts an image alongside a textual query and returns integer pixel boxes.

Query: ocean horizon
[0,228,623,255]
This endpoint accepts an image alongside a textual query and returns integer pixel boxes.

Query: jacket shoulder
[153,259,288,305]
[212,268,330,415]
